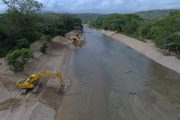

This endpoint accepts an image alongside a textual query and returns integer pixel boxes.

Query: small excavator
[16,72,65,94]
[69,35,82,46]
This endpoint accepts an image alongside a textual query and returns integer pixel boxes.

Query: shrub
[23,31,42,43]
[40,35,51,42]
[6,49,33,72]
[16,38,30,49]
[40,42,48,54]
[122,20,139,34]
[164,32,180,53]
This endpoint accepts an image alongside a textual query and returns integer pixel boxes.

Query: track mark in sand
[0,98,22,112]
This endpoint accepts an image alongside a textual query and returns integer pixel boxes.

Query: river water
[57,27,180,120]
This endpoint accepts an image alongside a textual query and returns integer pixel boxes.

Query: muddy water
[57,27,180,120]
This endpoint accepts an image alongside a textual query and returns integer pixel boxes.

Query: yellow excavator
[16,72,65,94]
[69,35,82,46]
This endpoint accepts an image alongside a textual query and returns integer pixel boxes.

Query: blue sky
[1,0,180,13]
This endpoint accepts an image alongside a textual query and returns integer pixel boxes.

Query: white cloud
[1,0,180,13]
[47,0,179,13]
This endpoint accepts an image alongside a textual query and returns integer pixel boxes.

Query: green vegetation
[73,13,102,23]
[16,38,30,49]
[89,11,180,54]
[147,12,180,52]
[40,13,83,37]
[40,42,48,54]
[0,0,83,72]
[40,35,52,42]
[136,9,180,20]
[72,9,180,24]
[6,49,33,72]
[89,14,144,37]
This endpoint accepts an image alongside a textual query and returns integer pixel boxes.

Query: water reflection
[67,27,180,120]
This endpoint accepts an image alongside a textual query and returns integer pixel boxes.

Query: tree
[6,49,33,72]
[164,32,180,53]
[122,20,138,34]
[16,38,30,49]
[2,0,43,13]
[0,0,42,56]
[1,0,43,39]
[40,13,83,36]
[40,42,48,54]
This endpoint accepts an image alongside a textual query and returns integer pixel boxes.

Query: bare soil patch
[0,36,75,120]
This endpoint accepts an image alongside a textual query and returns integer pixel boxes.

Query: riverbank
[100,30,180,74]
[0,36,75,120]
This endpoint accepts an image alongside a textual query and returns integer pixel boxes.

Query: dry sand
[0,36,76,120]
[100,30,180,74]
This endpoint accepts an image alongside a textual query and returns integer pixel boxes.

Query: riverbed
[57,27,180,120]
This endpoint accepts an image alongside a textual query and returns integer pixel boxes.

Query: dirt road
[57,27,180,120]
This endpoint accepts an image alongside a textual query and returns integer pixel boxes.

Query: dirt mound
[0,98,22,111]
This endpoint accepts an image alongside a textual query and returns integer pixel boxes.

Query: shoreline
[100,30,180,74]
[0,36,75,120]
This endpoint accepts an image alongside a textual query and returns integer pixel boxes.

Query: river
[57,27,180,120]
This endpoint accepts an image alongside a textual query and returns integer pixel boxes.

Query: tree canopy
[0,0,83,57]
[2,0,43,13]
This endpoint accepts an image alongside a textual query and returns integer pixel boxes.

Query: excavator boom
[37,72,65,87]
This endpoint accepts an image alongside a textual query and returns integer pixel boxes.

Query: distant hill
[73,13,102,23]
[72,9,180,23]
[136,9,180,20]
[42,9,180,22]
[40,12,102,23]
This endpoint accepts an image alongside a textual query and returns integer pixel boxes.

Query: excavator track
[20,89,29,95]
[32,82,43,94]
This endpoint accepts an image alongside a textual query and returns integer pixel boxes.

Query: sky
[0,0,180,13]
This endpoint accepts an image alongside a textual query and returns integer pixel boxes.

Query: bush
[40,42,48,54]
[41,14,83,36]
[16,38,30,49]
[147,12,180,49]
[122,20,139,34]
[40,35,51,42]
[23,31,42,43]
[6,49,33,72]
[164,32,180,53]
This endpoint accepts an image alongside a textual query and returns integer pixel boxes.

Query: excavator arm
[37,72,65,87]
